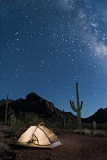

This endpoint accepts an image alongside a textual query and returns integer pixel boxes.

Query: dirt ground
[10,133,107,160]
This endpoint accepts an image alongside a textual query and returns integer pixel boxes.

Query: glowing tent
[17,124,61,148]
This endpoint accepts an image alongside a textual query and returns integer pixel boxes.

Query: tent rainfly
[17,124,61,148]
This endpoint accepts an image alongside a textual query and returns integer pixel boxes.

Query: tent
[17,123,61,148]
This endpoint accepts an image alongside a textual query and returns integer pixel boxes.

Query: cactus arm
[70,100,83,112]
[81,101,83,107]
[70,100,77,112]
[78,101,83,111]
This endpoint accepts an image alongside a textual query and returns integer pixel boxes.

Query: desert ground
[7,132,107,160]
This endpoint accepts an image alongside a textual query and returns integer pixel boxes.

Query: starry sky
[1,0,107,118]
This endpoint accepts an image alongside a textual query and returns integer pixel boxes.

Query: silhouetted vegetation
[70,82,83,130]
[0,84,107,159]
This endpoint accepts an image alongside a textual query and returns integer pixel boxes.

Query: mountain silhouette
[0,92,76,123]
[0,92,107,124]
[82,108,107,123]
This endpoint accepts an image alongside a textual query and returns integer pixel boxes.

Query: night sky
[1,0,107,118]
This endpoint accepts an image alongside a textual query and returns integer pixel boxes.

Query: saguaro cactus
[4,94,9,125]
[4,94,11,125]
[70,82,83,130]
[62,109,66,128]
[93,121,97,132]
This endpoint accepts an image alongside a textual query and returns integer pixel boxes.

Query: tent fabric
[17,125,61,148]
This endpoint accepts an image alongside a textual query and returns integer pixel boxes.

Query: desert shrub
[93,130,107,137]
[13,130,23,139]
[6,112,43,129]
[0,131,4,139]
[82,123,107,131]
[0,125,11,133]
[73,129,81,134]
[82,128,93,135]
[14,119,26,128]
[97,124,107,130]
[0,141,10,153]
[82,123,93,130]
[7,115,17,127]
[11,126,26,140]
[2,138,12,145]
[70,123,78,129]
[0,132,11,149]
[73,128,93,135]
[22,113,42,127]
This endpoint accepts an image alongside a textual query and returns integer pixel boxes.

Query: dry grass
[73,129,81,134]
[73,128,107,137]
[82,128,93,135]
[73,128,93,135]
[93,130,107,137]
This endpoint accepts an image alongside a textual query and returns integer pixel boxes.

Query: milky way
[0,0,107,117]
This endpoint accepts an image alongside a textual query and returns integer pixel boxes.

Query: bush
[0,131,4,139]
[0,125,11,133]
[0,141,10,153]
[73,128,93,135]
[93,130,107,137]
[73,129,81,134]
[82,128,92,135]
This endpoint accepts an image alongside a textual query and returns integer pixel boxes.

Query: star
[0,0,107,118]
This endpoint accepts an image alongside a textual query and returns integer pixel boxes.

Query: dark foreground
[6,133,107,160]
